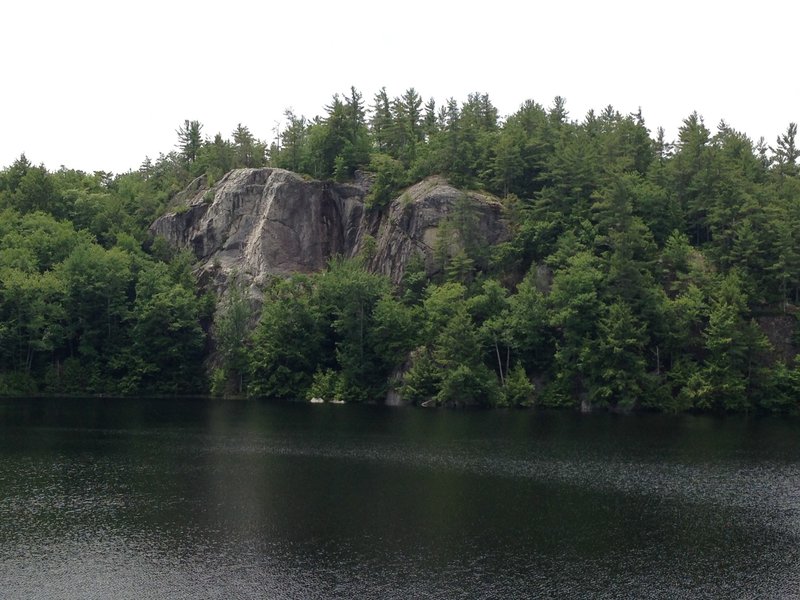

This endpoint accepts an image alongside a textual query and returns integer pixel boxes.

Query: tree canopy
[1,89,800,412]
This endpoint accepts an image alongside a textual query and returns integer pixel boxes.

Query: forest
[1,88,800,412]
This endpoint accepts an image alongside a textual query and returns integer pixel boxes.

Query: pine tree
[772,122,799,178]
[176,120,203,164]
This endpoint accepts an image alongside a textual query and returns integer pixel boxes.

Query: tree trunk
[494,339,504,386]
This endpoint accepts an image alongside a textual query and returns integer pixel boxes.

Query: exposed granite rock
[150,168,509,291]
[366,176,509,283]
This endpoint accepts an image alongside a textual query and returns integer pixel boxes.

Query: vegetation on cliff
[1,89,800,412]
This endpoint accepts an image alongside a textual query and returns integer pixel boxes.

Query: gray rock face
[150,168,509,290]
[367,176,509,282]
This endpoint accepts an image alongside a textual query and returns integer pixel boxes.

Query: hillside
[1,89,799,411]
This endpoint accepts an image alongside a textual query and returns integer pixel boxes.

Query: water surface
[1,398,798,598]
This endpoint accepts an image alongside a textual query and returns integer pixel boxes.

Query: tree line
[2,88,800,411]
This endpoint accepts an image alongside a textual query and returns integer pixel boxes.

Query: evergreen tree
[669,112,714,244]
[772,122,799,179]
[249,277,324,400]
[232,124,266,168]
[370,87,393,153]
[212,274,252,395]
[176,120,203,164]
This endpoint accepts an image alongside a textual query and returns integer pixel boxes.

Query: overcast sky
[2,0,798,174]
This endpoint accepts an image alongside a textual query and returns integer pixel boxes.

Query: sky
[2,0,798,174]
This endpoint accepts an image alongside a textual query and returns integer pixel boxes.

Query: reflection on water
[0,398,798,598]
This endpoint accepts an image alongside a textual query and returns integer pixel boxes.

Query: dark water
[0,399,799,599]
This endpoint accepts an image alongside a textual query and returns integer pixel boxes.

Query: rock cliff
[364,176,510,282]
[150,168,509,291]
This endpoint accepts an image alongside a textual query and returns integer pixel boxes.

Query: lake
[0,398,798,598]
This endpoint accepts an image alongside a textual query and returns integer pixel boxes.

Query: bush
[400,348,440,404]
[307,368,338,402]
[365,153,406,208]
[501,364,535,407]
[436,363,500,407]
[0,372,38,396]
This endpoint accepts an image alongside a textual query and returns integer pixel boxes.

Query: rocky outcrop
[150,168,509,292]
[150,169,366,291]
[366,176,510,283]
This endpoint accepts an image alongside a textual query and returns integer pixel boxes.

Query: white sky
[1,0,798,174]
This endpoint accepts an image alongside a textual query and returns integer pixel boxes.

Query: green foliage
[432,192,489,279]
[0,371,38,396]
[314,258,391,401]
[213,275,252,395]
[249,277,323,400]
[584,301,649,408]
[128,262,206,394]
[398,286,505,407]
[176,120,203,165]
[0,196,207,395]
[436,363,501,407]
[3,88,800,411]
[772,122,798,179]
[307,368,340,401]
[248,260,407,402]
[369,295,418,369]
[501,364,535,407]
[400,348,440,404]
[399,253,428,305]
[273,88,370,180]
[505,269,553,373]
[758,359,800,412]
[232,124,267,168]
[421,282,467,336]
[196,134,234,182]
[432,306,482,370]
[365,153,407,208]
[547,251,605,405]
[445,251,475,284]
